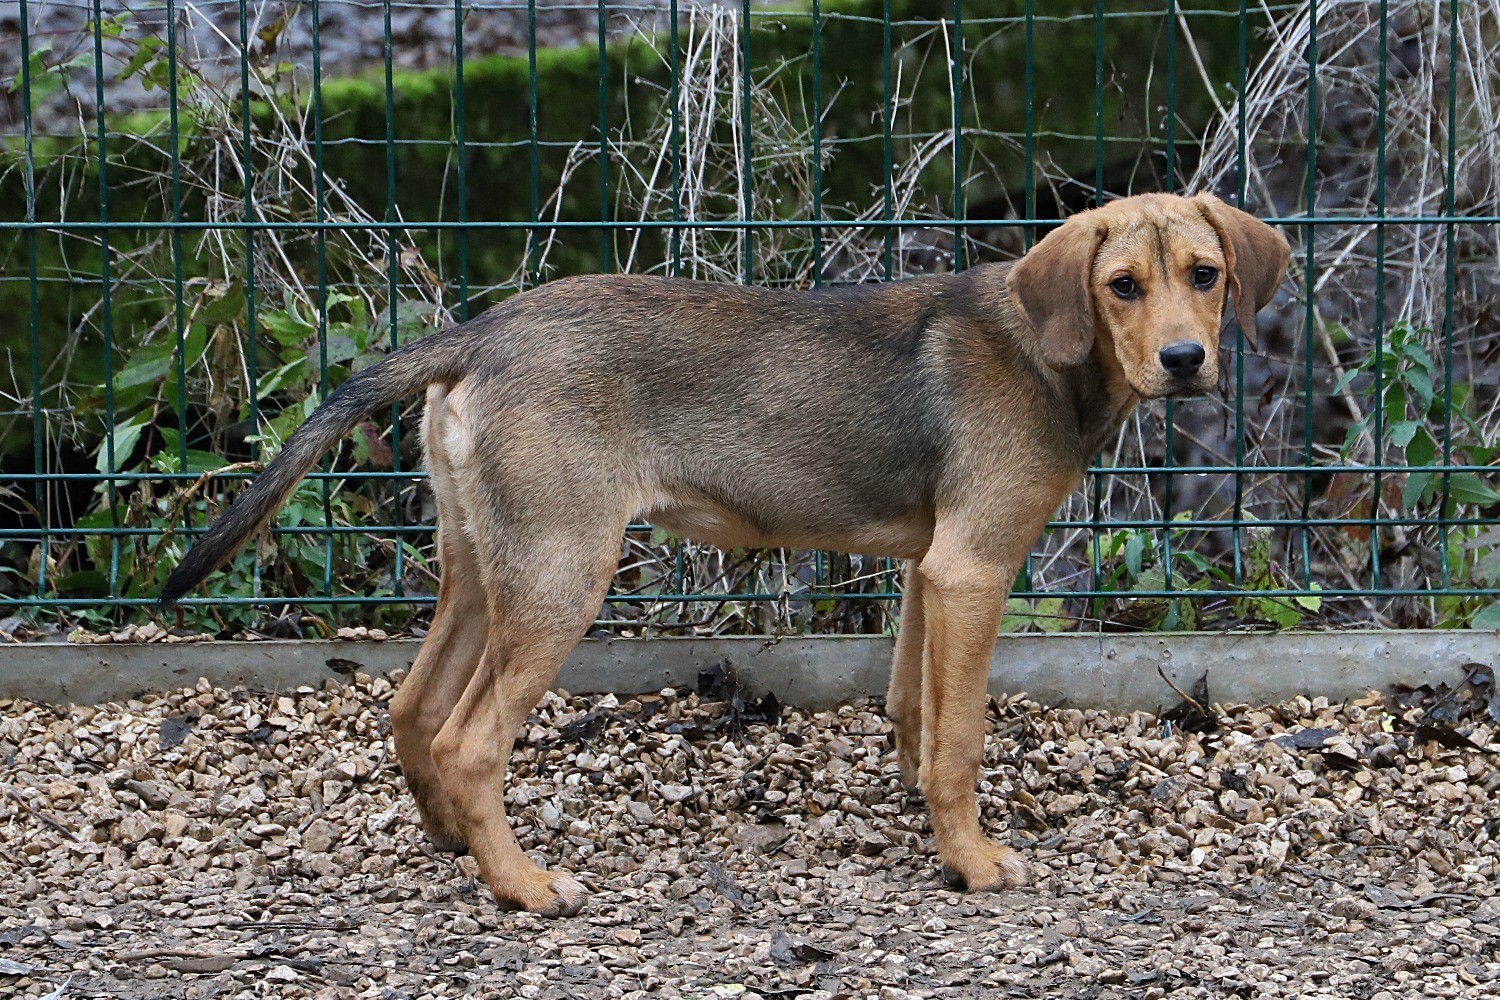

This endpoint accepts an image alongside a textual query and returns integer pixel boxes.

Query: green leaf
[1388,421,1419,448]
[74,507,115,530]
[316,332,361,367]
[1402,471,1435,510]
[1405,368,1435,411]
[115,36,163,83]
[182,322,209,368]
[12,47,51,95]
[1034,597,1066,633]
[1383,385,1407,426]
[55,570,109,597]
[96,415,149,474]
[1255,597,1302,629]
[262,308,314,347]
[1330,367,1362,396]
[1341,422,1365,458]
[999,597,1033,634]
[393,299,442,339]
[1125,534,1145,580]
[1133,565,1168,593]
[1400,336,1438,377]
[151,448,226,475]
[1446,474,1500,507]
[330,320,370,354]
[256,357,309,400]
[1472,603,1500,630]
[1161,599,1196,632]
[197,281,245,325]
[1406,426,1437,467]
[1295,584,1323,611]
[1175,549,1212,572]
[1474,548,1500,586]
[114,355,172,391]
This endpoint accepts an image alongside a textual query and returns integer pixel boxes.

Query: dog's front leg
[916,540,1030,892]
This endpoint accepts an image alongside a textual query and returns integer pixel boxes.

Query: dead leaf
[1273,727,1337,750]
[158,715,192,750]
[1413,723,1496,755]
[1319,750,1363,772]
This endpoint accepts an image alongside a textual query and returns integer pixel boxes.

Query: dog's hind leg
[429,513,624,917]
[389,389,488,852]
[389,522,486,852]
[885,561,925,791]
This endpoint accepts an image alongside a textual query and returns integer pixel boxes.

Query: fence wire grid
[1,0,1497,637]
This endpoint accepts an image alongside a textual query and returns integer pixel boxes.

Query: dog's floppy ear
[1194,193,1290,348]
[1007,217,1107,368]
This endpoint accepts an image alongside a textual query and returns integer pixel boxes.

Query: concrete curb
[2,631,1495,711]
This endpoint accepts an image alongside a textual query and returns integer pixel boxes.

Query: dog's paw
[492,870,587,918]
[538,873,587,918]
[425,831,468,855]
[887,728,923,792]
[940,842,1031,892]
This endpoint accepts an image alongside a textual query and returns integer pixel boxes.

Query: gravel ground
[2,664,1499,999]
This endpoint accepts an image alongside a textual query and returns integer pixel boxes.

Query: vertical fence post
[312,0,335,602]
[454,0,470,321]
[238,0,263,601]
[1161,0,1178,595]
[91,0,122,599]
[382,0,405,603]
[1436,0,1460,593]
[19,0,48,601]
[1232,0,1249,589]
[1372,0,1389,594]
[1089,0,1107,610]
[949,0,965,272]
[1301,0,1319,592]
[740,0,755,283]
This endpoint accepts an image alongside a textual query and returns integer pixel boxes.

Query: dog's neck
[1070,334,1141,458]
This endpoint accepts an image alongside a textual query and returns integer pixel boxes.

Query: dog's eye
[1192,265,1218,288]
[1110,276,1138,299]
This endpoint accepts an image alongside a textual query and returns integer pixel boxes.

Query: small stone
[302,819,334,854]
[161,811,190,841]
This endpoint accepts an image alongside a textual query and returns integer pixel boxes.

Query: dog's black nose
[1159,341,1206,378]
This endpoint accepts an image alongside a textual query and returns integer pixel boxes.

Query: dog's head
[1007,192,1290,399]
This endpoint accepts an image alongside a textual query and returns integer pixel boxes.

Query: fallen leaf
[1273,727,1337,750]
[1319,750,1363,772]
[1414,723,1496,754]
[158,715,192,750]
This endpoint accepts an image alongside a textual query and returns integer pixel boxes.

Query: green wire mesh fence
[1,1,1496,637]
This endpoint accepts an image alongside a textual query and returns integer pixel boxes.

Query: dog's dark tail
[160,327,477,606]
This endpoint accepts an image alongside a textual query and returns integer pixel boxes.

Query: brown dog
[162,192,1289,916]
